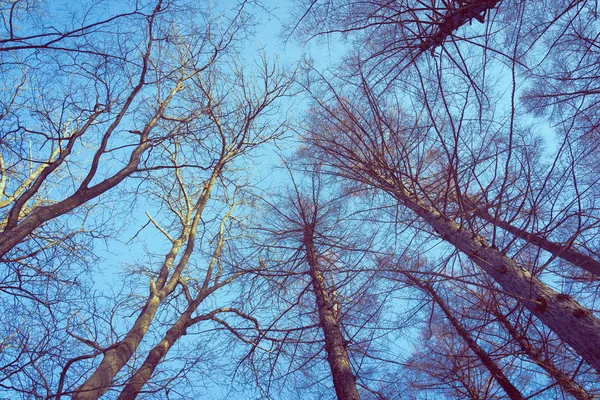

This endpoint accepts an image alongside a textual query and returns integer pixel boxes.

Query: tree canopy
[1,0,599,399]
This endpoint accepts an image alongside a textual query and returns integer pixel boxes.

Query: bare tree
[245,169,406,399]
[401,272,526,400]
[4,0,600,398]
[288,176,361,400]
[65,54,291,399]
[1,1,293,398]
[403,308,514,399]
[296,68,600,372]
[280,5,600,385]
[0,0,148,54]
[1,0,161,256]
[0,6,185,358]
[288,0,600,279]
[342,243,595,399]
[286,0,505,81]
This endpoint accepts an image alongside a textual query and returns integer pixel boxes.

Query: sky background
[3,1,594,398]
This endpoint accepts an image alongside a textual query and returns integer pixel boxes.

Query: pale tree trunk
[71,251,177,400]
[117,307,196,400]
[384,182,600,372]
[410,277,525,400]
[303,224,361,400]
[72,173,219,400]
[71,296,160,399]
[115,200,234,399]
[489,305,593,400]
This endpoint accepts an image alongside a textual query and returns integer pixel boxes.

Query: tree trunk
[304,224,361,400]
[490,305,593,400]
[116,282,223,400]
[72,157,221,399]
[412,278,525,400]
[117,308,195,400]
[73,234,191,399]
[472,206,600,277]
[72,293,162,400]
[386,183,600,372]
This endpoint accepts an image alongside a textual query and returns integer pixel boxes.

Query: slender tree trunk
[384,183,600,372]
[117,308,195,400]
[303,224,361,400]
[472,206,600,277]
[411,278,525,400]
[73,167,221,399]
[490,306,593,400]
[72,236,187,400]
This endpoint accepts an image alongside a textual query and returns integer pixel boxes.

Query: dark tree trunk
[472,206,600,277]
[304,224,361,400]
[490,305,593,400]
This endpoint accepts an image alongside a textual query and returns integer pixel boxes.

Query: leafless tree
[482,286,597,399]
[382,253,598,399]
[295,65,600,373]
[288,0,600,278]
[3,0,600,398]
[401,271,526,400]
[244,170,410,399]
[64,53,291,399]
[279,6,600,391]
[1,1,293,398]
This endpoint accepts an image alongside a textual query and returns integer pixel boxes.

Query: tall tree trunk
[73,169,220,399]
[72,292,162,400]
[410,277,525,400]
[73,262,182,399]
[304,224,361,400]
[117,308,195,400]
[117,200,232,399]
[117,284,226,399]
[384,182,600,372]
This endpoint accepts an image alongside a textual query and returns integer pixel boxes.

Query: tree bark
[72,293,162,400]
[303,224,361,400]
[384,182,600,373]
[117,308,195,400]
